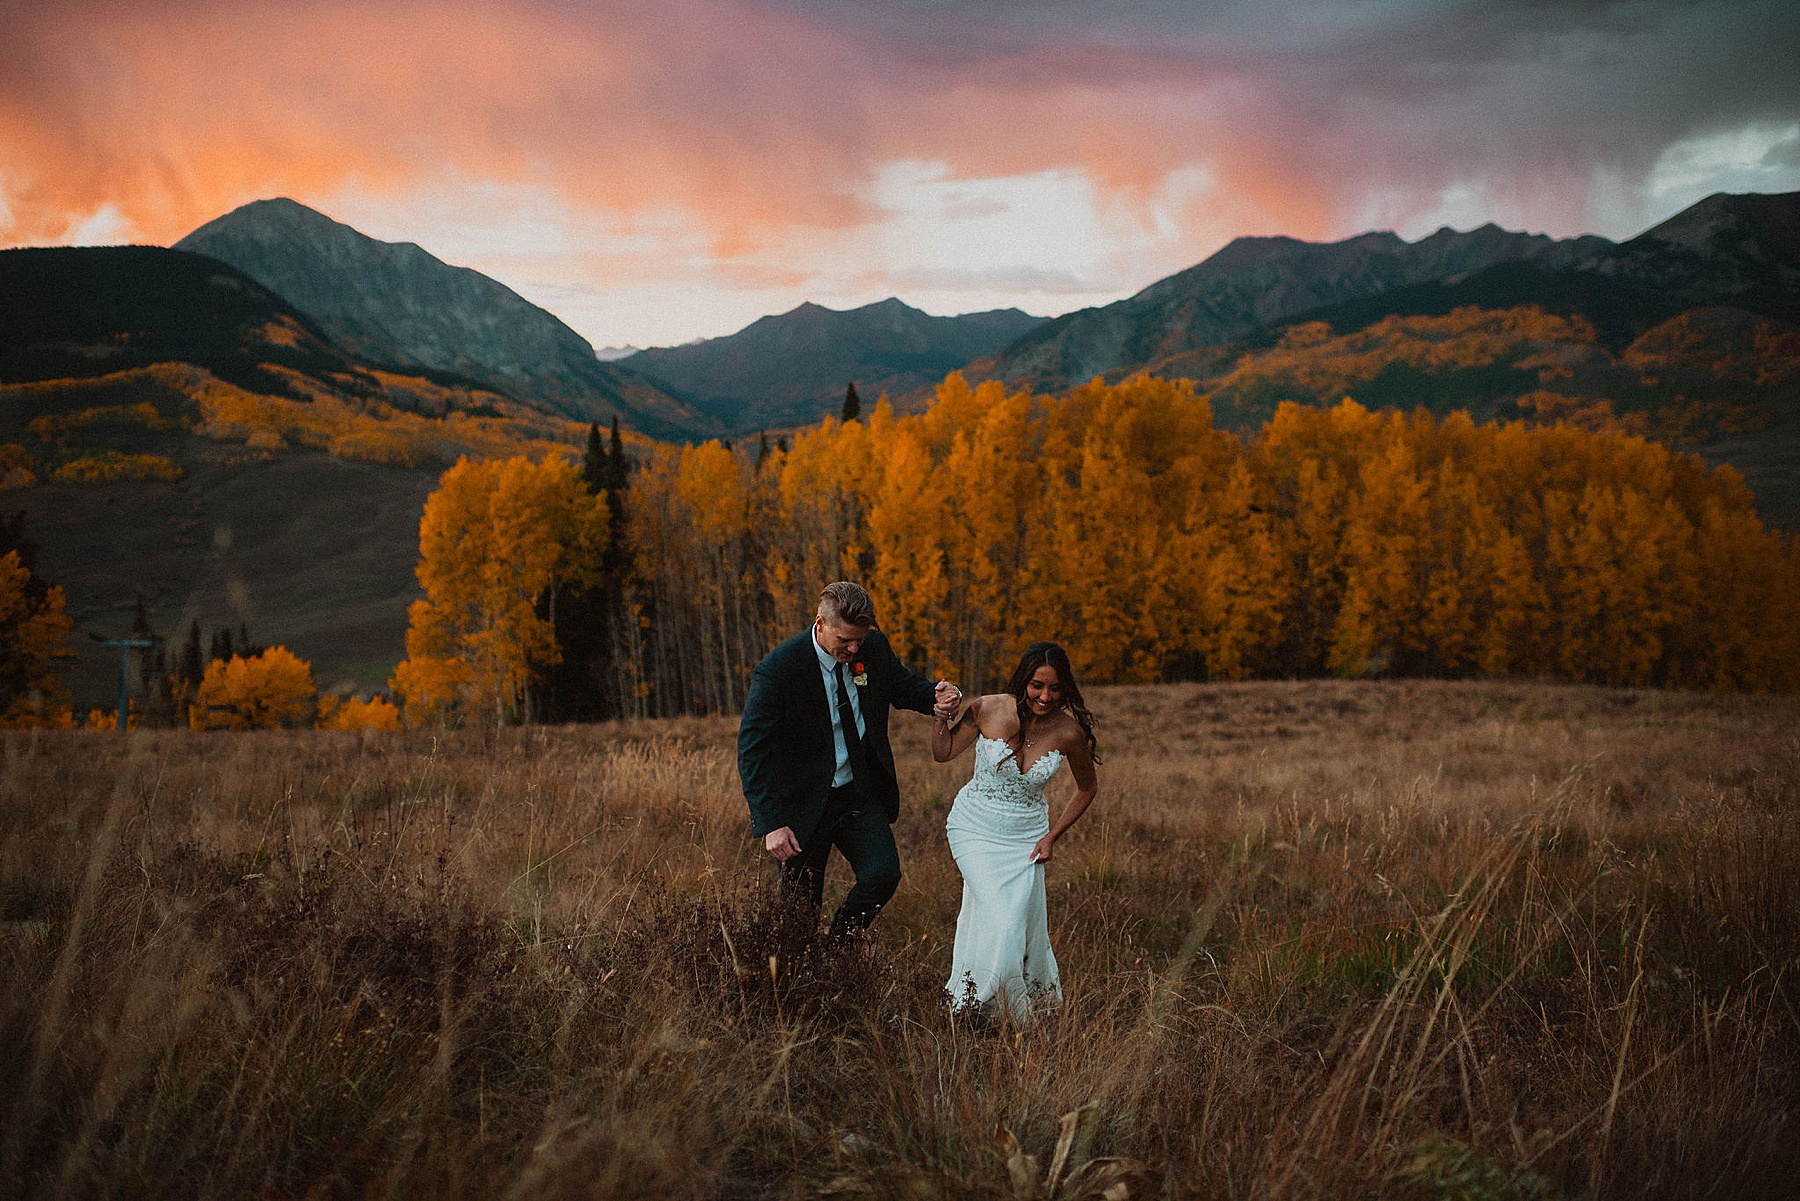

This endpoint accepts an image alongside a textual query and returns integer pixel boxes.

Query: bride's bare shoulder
[1049,711,1087,748]
[969,694,1015,736]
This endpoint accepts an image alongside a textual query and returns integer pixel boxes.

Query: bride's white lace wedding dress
[945,734,1065,1019]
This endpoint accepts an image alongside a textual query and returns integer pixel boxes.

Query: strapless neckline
[976,733,1063,781]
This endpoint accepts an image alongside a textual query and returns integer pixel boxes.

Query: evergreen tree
[607,416,629,495]
[210,627,233,664]
[0,512,46,606]
[582,422,607,496]
[842,381,862,423]
[757,430,771,468]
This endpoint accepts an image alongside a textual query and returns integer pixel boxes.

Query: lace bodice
[962,734,1063,807]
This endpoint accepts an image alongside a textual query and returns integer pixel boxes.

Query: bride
[932,641,1100,1019]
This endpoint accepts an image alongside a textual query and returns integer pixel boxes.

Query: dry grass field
[2,679,1796,1199]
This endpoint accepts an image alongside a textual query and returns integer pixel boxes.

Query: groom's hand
[933,680,962,720]
[765,827,802,861]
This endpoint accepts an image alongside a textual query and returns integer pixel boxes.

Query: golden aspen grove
[595,372,1799,719]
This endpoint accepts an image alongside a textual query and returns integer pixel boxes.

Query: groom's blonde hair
[818,581,876,628]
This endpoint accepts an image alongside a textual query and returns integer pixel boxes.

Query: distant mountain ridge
[976,191,1800,393]
[982,224,1615,391]
[175,199,716,439]
[621,297,1045,430]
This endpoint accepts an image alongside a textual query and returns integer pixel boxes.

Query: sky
[4,0,1799,349]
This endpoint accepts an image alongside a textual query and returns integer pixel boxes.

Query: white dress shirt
[812,629,866,788]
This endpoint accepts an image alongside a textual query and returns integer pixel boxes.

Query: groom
[738,581,960,937]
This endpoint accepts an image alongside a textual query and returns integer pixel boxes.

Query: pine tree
[842,381,862,423]
[582,422,607,496]
[210,627,233,664]
[0,512,46,606]
[608,416,629,495]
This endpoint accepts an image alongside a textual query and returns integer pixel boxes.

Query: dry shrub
[1,680,1796,1199]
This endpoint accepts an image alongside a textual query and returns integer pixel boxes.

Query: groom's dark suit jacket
[738,627,937,843]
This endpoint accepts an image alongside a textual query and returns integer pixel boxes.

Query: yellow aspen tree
[913,372,1005,460]
[1675,499,1800,690]
[819,400,894,576]
[392,454,609,725]
[863,423,953,669]
[766,415,875,639]
[1011,382,1098,670]
[1014,462,1087,669]
[675,439,759,711]
[0,549,74,728]
[1414,468,1482,674]
[391,612,475,726]
[1250,401,1387,674]
[620,446,690,713]
[1329,425,1430,676]
[1178,458,1288,679]
[191,646,317,729]
[1099,377,1236,626]
[1064,442,1171,681]
[628,443,721,714]
[934,383,1039,689]
[1027,375,1229,683]
[316,694,403,731]
[1544,483,1695,684]
[1445,463,1543,677]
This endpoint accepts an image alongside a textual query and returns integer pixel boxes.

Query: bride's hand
[1029,835,1055,864]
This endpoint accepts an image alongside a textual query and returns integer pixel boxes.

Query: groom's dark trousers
[738,627,936,937]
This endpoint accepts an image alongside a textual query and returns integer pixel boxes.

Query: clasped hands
[933,678,962,721]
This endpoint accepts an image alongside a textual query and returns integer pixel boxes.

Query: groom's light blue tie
[834,662,870,794]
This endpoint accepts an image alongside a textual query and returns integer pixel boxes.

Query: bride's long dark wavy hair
[1002,641,1100,767]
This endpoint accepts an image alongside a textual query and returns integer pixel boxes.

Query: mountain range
[172,199,1048,439]
[963,191,1800,396]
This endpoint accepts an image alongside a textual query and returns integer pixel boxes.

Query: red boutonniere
[851,662,868,686]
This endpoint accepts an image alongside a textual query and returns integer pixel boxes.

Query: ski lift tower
[91,634,155,732]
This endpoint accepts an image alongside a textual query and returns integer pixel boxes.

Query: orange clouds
[0,0,1310,256]
[3,1,870,246]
